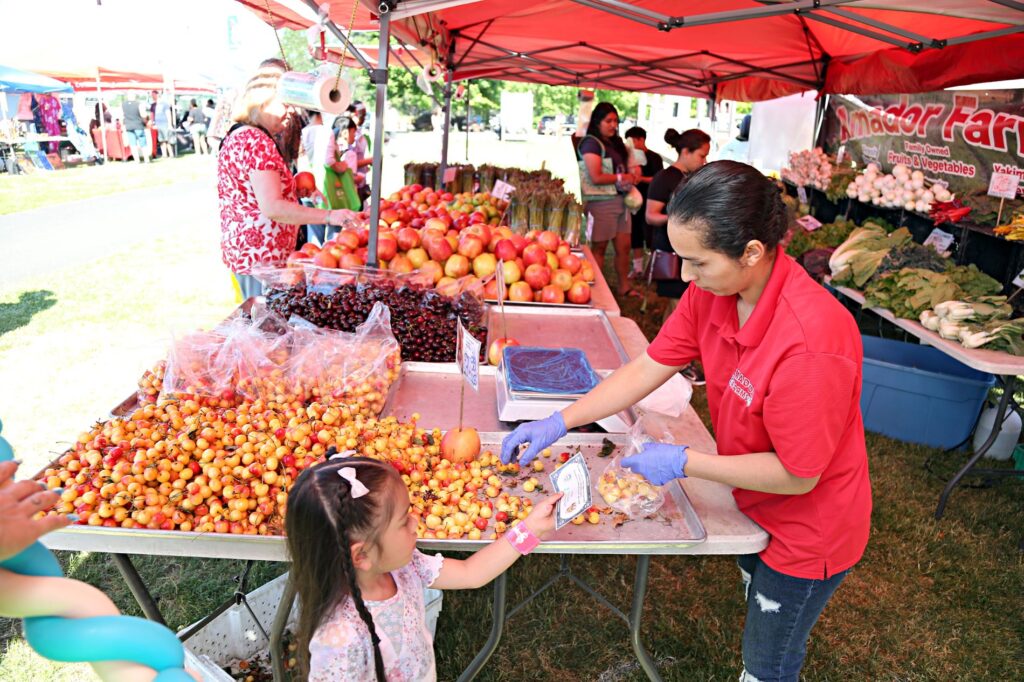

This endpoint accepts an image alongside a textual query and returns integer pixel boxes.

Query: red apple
[494,239,518,262]
[484,278,501,300]
[287,250,311,263]
[377,235,398,262]
[523,243,547,267]
[464,223,492,246]
[501,260,522,284]
[551,268,574,291]
[312,251,338,269]
[509,234,529,255]
[389,254,414,273]
[458,234,486,259]
[524,263,552,290]
[546,252,560,271]
[559,253,582,274]
[508,281,534,302]
[487,337,520,365]
[340,253,364,269]
[424,217,448,233]
[300,242,320,256]
[420,260,444,284]
[556,243,572,259]
[567,281,592,304]
[537,230,560,252]
[396,227,421,251]
[337,230,359,250]
[436,277,460,297]
[380,208,400,224]
[356,227,370,247]
[540,285,565,304]
[444,254,471,278]
[473,253,498,278]
[425,236,454,262]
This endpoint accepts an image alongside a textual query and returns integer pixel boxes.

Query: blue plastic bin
[860,336,995,449]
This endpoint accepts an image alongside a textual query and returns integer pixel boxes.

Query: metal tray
[381,362,507,432]
[36,433,705,559]
[485,305,629,370]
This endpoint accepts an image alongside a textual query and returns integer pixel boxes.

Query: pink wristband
[504,522,540,555]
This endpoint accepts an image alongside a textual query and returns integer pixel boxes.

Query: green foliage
[279,29,315,73]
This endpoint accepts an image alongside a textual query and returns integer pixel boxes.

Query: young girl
[286,455,562,681]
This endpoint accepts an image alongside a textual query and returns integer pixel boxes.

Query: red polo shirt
[648,249,871,579]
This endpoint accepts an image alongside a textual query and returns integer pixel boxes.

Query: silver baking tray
[484,305,629,371]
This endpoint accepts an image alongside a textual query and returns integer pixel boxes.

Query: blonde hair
[231,60,287,126]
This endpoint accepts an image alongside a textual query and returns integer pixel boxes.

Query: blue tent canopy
[0,64,73,94]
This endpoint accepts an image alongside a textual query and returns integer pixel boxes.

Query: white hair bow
[329,450,358,460]
[338,467,369,499]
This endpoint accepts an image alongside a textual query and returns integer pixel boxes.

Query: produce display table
[831,284,1024,517]
[38,305,764,682]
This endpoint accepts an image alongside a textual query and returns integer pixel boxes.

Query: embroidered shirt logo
[728,368,755,408]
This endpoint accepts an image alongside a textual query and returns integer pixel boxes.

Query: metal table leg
[936,375,1019,519]
[110,553,166,625]
[456,571,508,682]
[629,555,662,682]
[271,574,297,682]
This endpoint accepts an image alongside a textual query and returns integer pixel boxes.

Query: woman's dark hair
[190,98,198,108]
[737,114,751,142]
[624,126,646,140]
[207,98,215,108]
[585,102,627,161]
[664,128,711,154]
[286,454,404,681]
[667,161,789,259]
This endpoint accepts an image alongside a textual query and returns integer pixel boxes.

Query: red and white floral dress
[217,126,297,275]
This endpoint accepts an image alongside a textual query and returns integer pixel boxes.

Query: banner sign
[822,91,1024,199]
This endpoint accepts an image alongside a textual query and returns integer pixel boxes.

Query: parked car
[412,111,433,131]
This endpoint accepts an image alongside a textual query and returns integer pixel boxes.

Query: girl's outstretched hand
[522,492,563,540]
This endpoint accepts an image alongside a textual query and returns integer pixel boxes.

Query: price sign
[988,171,1021,200]
[458,320,482,392]
[797,215,822,232]
[491,179,516,201]
[923,228,955,254]
[836,145,847,164]
[442,166,457,185]
[797,186,809,204]
[1013,267,1024,289]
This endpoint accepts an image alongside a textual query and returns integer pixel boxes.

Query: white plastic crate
[180,571,443,681]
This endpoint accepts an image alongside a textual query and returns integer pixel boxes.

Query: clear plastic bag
[159,329,238,406]
[597,414,669,518]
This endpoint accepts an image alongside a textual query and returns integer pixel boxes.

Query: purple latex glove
[500,412,567,466]
[621,443,689,485]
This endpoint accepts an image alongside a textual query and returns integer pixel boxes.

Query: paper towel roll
[278,71,351,115]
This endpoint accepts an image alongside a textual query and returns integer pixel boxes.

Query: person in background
[646,128,710,384]
[206,94,235,153]
[187,99,209,155]
[624,126,663,279]
[336,115,366,200]
[299,110,353,245]
[153,92,176,159]
[217,62,355,299]
[717,114,752,163]
[203,98,216,123]
[121,93,150,163]
[345,101,373,203]
[577,101,641,298]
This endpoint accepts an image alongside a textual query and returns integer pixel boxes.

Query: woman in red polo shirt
[501,161,871,682]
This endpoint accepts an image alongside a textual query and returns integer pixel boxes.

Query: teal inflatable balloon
[0,422,192,681]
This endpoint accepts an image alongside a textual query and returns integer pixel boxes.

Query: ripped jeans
[737,554,850,682]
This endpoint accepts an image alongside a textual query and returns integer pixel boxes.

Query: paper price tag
[1013,267,1024,289]
[797,186,809,204]
[491,179,516,201]
[923,228,955,254]
[458,321,481,392]
[988,171,1021,200]
[549,452,592,529]
[797,215,822,232]
[836,145,847,164]
[442,166,457,185]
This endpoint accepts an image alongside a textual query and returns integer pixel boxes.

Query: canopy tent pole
[438,68,453,190]
[96,69,108,161]
[365,8,392,268]
[465,82,470,162]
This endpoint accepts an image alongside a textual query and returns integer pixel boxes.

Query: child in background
[286,455,562,681]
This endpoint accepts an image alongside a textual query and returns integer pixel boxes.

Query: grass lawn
[0,153,213,215]
[0,149,1021,681]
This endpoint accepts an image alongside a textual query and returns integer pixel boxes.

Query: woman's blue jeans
[737,553,850,682]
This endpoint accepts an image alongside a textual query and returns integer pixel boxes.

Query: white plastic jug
[972,404,1022,461]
